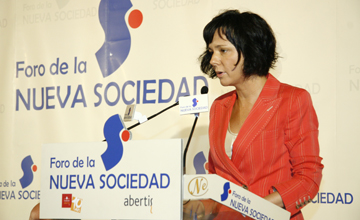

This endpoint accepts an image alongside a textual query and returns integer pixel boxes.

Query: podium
[39,114,289,219]
[40,140,290,220]
[40,139,183,220]
[183,175,290,220]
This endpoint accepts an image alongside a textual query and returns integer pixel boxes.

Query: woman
[200,10,323,219]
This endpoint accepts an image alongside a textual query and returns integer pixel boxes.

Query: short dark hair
[200,10,279,78]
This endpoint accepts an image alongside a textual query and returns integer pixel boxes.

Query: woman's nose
[210,53,220,66]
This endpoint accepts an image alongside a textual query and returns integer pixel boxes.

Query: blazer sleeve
[273,89,324,216]
[207,152,216,174]
[207,101,218,175]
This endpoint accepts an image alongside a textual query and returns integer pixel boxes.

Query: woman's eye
[221,49,227,53]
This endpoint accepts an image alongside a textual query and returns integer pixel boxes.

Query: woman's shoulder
[279,82,311,97]
[278,82,313,107]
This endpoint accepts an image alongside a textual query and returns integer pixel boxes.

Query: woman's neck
[234,75,267,106]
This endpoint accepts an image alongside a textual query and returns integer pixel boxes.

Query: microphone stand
[103,101,179,141]
[182,86,208,173]
[127,101,179,130]
[183,113,199,174]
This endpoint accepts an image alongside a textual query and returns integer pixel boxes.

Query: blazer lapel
[211,74,283,186]
[211,91,249,185]
[232,74,282,165]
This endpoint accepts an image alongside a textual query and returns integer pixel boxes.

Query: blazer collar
[258,73,281,101]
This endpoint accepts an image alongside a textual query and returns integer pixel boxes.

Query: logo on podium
[220,182,231,201]
[187,176,209,197]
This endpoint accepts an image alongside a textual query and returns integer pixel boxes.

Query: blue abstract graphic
[193,151,207,174]
[19,155,34,189]
[220,182,231,201]
[101,114,126,171]
[96,0,132,78]
[192,98,198,107]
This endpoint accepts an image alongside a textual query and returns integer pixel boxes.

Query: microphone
[201,86,208,94]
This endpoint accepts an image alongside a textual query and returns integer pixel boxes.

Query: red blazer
[208,74,324,220]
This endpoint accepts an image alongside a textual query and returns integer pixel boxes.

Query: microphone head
[201,86,209,94]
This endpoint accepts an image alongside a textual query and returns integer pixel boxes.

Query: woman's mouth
[216,71,224,77]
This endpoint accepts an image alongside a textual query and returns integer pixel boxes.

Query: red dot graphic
[32,165,37,172]
[128,9,143,29]
[204,162,209,171]
[122,130,131,142]
[229,189,231,194]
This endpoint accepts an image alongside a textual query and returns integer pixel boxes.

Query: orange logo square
[71,196,83,213]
